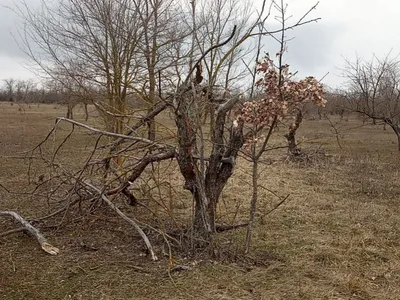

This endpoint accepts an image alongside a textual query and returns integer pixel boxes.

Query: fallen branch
[104,102,170,169]
[215,223,249,233]
[55,117,166,148]
[107,148,176,196]
[83,182,158,261]
[0,211,60,255]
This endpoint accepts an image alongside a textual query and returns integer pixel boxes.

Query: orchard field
[1,103,400,299]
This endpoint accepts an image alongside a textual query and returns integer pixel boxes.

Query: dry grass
[1,102,400,299]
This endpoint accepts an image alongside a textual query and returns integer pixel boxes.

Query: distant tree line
[0,78,56,104]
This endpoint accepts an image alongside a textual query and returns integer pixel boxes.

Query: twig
[326,115,343,149]
[27,198,80,222]
[55,117,166,148]
[264,194,290,217]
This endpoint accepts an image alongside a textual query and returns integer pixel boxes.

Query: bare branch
[83,182,158,261]
[0,211,60,255]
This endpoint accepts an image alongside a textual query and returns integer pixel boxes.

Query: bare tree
[10,0,323,251]
[17,0,148,134]
[241,18,325,252]
[3,78,16,102]
[343,54,400,150]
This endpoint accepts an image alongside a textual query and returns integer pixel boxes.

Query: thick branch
[215,96,242,116]
[55,117,165,147]
[107,148,176,195]
[183,25,238,86]
[0,211,60,255]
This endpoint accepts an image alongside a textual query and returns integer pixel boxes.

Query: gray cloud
[284,22,343,72]
[0,0,400,88]
[0,5,25,58]
[0,0,42,80]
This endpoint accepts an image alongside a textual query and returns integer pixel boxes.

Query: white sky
[0,0,398,88]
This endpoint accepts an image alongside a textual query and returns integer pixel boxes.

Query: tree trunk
[397,133,400,151]
[245,158,258,253]
[285,109,303,156]
[147,70,156,141]
[66,104,73,119]
[192,190,213,240]
[175,95,244,241]
[317,108,322,120]
[84,103,89,121]
[395,128,400,151]
[147,108,156,141]
[386,120,400,151]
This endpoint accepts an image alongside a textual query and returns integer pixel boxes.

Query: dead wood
[55,117,165,147]
[0,211,60,255]
[169,265,191,273]
[83,182,158,261]
[106,148,176,196]
[215,223,249,233]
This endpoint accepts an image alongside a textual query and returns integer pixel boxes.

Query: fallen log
[0,211,60,255]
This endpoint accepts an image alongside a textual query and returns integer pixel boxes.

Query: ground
[1,102,400,299]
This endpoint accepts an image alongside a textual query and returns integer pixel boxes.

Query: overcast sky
[0,0,398,88]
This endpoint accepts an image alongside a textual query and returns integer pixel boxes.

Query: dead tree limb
[215,223,248,233]
[0,211,60,255]
[106,148,176,198]
[55,117,166,147]
[104,102,170,170]
[83,182,158,261]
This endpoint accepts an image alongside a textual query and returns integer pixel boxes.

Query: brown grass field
[1,102,400,299]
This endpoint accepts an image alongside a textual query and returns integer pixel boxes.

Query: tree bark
[385,119,400,151]
[394,127,400,151]
[84,103,89,121]
[397,132,400,151]
[175,92,244,240]
[0,211,59,255]
[66,104,73,119]
[285,109,303,156]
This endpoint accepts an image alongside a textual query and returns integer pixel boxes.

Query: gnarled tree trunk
[174,83,244,240]
[285,109,303,156]
[386,119,400,151]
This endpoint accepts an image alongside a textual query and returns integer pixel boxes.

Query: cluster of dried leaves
[238,55,326,126]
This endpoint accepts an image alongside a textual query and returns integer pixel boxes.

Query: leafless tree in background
[343,54,400,150]
[18,0,147,134]
[3,78,16,102]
